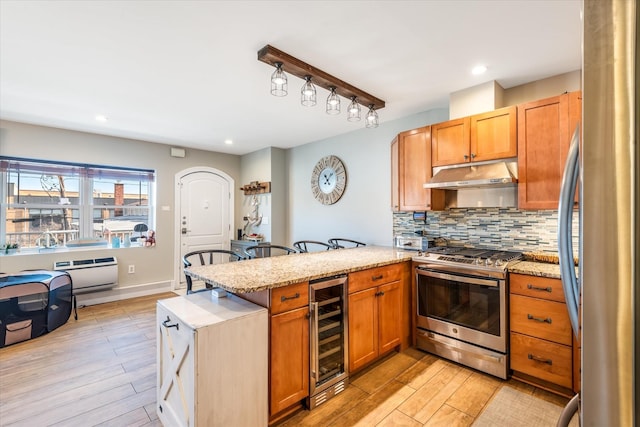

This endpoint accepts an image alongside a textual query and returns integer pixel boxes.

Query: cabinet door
[348,287,378,373]
[378,280,402,354]
[270,306,309,416]
[517,93,570,209]
[398,127,433,211]
[431,117,471,166]
[470,106,517,162]
[391,136,400,212]
[157,305,195,427]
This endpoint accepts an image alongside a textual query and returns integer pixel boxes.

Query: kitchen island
[184,245,413,293]
[182,245,413,424]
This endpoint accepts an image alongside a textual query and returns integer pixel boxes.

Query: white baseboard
[75,280,177,306]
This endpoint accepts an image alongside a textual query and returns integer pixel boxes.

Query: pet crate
[0,270,73,347]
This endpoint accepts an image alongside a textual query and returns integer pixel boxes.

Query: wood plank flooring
[0,293,570,427]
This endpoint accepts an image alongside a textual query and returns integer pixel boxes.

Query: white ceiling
[0,1,582,156]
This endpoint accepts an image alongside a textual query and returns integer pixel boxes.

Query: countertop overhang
[184,246,413,293]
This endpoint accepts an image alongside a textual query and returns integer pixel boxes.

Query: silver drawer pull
[372,274,384,281]
[527,314,552,323]
[528,353,553,365]
[281,292,300,302]
[162,316,179,330]
[527,284,552,292]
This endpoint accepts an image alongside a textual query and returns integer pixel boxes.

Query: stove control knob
[485,258,493,266]
[495,259,504,267]
[474,258,482,265]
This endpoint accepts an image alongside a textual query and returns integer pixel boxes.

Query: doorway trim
[173,166,235,290]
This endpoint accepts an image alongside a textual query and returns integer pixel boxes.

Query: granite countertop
[507,260,563,279]
[185,246,413,293]
[508,259,579,279]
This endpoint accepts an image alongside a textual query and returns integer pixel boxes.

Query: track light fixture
[301,75,317,106]
[258,44,385,127]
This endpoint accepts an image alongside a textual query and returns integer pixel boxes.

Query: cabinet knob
[471,153,476,159]
[463,154,469,160]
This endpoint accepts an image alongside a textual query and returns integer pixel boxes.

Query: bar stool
[293,240,333,253]
[328,238,366,249]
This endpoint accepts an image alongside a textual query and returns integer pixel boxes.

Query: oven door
[416,267,507,353]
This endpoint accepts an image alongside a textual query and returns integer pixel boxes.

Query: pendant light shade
[301,75,317,106]
[347,97,361,122]
[270,62,288,96]
[365,105,379,128]
[326,87,340,115]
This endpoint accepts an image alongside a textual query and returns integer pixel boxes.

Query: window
[1,157,155,251]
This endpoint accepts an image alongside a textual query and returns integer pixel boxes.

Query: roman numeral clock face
[311,155,347,205]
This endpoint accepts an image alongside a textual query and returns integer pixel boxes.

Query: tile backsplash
[393,208,579,254]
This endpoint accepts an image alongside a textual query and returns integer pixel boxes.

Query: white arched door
[176,168,233,290]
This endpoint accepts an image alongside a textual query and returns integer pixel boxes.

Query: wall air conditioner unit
[53,257,118,294]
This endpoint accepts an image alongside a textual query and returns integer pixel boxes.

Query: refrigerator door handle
[558,123,581,338]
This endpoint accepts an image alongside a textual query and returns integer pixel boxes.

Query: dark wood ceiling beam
[257,44,385,110]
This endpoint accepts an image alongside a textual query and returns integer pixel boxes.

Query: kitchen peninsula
[184,245,413,293]
[179,246,413,424]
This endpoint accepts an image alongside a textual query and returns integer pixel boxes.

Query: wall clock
[311,155,347,205]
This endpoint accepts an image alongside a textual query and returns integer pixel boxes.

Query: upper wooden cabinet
[431,106,517,167]
[391,126,444,212]
[517,91,582,209]
[470,106,518,162]
[431,117,471,166]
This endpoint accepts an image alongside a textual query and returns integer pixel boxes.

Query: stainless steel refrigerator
[558,1,638,425]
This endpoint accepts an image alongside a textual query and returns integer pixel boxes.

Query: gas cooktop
[412,246,523,273]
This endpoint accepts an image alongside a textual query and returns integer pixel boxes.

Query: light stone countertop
[508,260,579,279]
[185,246,413,293]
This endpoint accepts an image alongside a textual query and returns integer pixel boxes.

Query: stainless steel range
[413,246,522,379]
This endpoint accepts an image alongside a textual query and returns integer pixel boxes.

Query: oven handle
[417,268,499,287]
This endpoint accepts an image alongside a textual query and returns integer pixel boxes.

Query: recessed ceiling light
[224,139,233,145]
[95,114,108,122]
[472,65,488,75]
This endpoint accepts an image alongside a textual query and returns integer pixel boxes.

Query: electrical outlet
[128,265,135,274]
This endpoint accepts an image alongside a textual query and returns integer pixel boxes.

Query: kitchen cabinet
[240,281,310,422]
[517,91,582,209]
[156,293,268,427]
[348,263,404,373]
[391,127,444,211]
[269,283,309,417]
[509,273,578,397]
[431,106,517,167]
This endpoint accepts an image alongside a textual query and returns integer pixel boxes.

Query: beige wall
[0,120,241,303]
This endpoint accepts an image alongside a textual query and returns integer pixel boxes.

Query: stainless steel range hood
[424,161,517,190]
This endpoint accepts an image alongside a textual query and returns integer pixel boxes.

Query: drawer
[271,282,309,314]
[348,263,403,294]
[510,273,565,303]
[511,332,572,388]
[510,294,572,345]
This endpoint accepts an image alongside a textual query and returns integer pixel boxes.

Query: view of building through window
[1,157,155,250]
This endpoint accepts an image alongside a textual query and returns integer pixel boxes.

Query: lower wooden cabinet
[509,273,579,396]
[270,306,309,415]
[348,265,403,373]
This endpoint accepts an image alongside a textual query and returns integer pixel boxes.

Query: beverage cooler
[308,275,349,409]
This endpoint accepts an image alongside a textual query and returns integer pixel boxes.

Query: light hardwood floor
[0,293,569,427]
